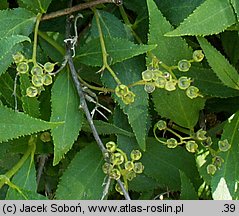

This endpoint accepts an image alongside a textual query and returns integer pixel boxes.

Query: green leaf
[155,0,204,26]
[230,0,239,21]
[0,35,30,76]
[147,0,192,66]
[0,0,8,9]
[188,66,239,98]
[19,74,40,118]
[18,0,52,13]
[198,37,239,90]
[142,138,201,191]
[0,8,36,38]
[102,58,149,150]
[50,71,83,166]
[56,144,105,199]
[0,72,21,108]
[81,120,134,137]
[211,112,239,200]
[6,157,37,199]
[76,37,156,67]
[153,88,205,129]
[165,0,236,36]
[0,105,61,143]
[180,171,198,200]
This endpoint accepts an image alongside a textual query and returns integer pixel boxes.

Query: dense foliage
[1,0,239,200]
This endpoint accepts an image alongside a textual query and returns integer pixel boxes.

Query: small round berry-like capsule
[186,86,200,99]
[207,164,217,175]
[130,150,142,161]
[195,129,207,141]
[40,131,51,142]
[13,52,25,64]
[212,156,224,168]
[122,91,135,105]
[156,120,167,130]
[144,83,155,93]
[112,152,124,165]
[26,86,38,97]
[166,138,178,148]
[115,84,129,97]
[115,182,124,195]
[178,76,191,90]
[16,62,29,74]
[165,80,177,91]
[102,162,113,174]
[133,162,144,174]
[124,161,134,171]
[44,62,55,73]
[106,141,117,153]
[193,50,204,62]
[218,139,231,152]
[142,69,154,81]
[152,69,163,80]
[31,65,43,76]
[43,74,53,86]
[154,76,166,88]
[201,137,213,147]
[32,75,44,87]
[178,60,191,72]
[185,140,198,153]
[109,168,121,180]
[125,171,136,181]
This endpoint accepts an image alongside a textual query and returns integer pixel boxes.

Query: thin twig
[41,0,115,21]
[64,9,130,200]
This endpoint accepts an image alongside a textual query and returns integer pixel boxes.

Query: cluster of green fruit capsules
[13,52,56,97]
[115,84,135,105]
[154,120,213,153]
[206,139,231,175]
[102,141,144,195]
[142,50,204,99]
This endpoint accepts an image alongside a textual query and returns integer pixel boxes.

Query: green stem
[166,128,184,140]
[171,124,191,135]
[0,137,36,189]
[153,126,167,145]
[127,80,148,88]
[78,75,114,93]
[32,13,43,65]
[116,148,128,162]
[38,30,65,56]
[94,9,121,85]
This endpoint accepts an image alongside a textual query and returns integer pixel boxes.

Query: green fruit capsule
[193,50,204,62]
[124,161,134,171]
[106,141,117,153]
[32,75,44,87]
[154,76,166,88]
[31,65,43,76]
[166,138,178,148]
[144,83,155,93]
[44,62,55,73]
[133,162,144,174]
[122,91,135,105]
[109,168,121,180]
[178,76,191,90]
[13,52,25,64]
[156,120,167,130]
[115,84,129,97]
[43,74,53,86]
[26,86,38,97]
[178,60,191,72]
[16,62,29,74]
[130,150,142,161]
[196,129,207,141]
[125,171,136,181]
[165,80,177,91]
[102,162,113,174]
[207,164,217,175]
[186,86,200,99]
[142,69,154,81]
[185,140,198,153]
[115,182,124,195]
[212,156,224,168]
[40,131,51,142]
[218,139,231,152]
[111,152,124,165]
[201,137,213,147]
